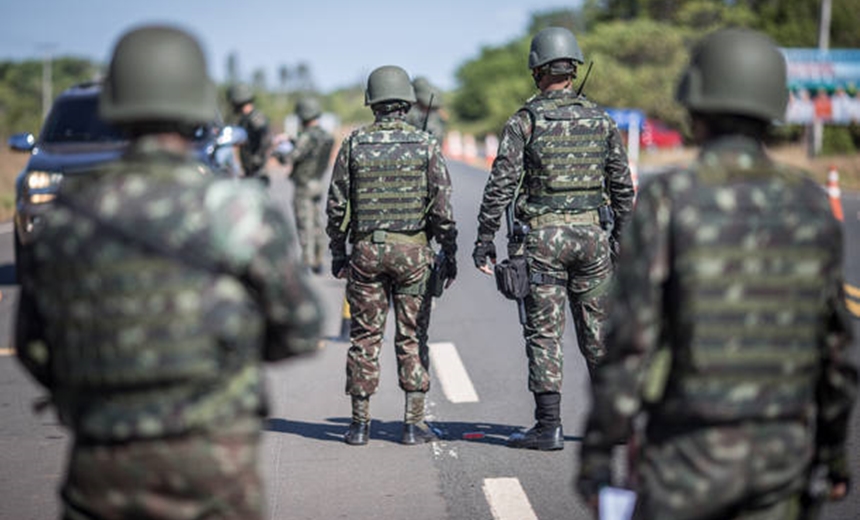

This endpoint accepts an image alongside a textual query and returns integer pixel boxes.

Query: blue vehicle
[9,82,246,272]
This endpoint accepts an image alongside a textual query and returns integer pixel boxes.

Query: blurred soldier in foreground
[276,96,335,273]
[326,65,458,446]
[406,76,447,138]
[15,25,325,520]
[472,26,634,451]
[228,82,272,182]
[577,28,857,520]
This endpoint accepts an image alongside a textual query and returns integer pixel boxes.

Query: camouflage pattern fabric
[327,111,457,398]
[16,136,324,519]
[345,241,433,396]
[406,105,447,138]
[237,108,271,177]
[61,419,264,520]
[283,125,334,268]
[475,88,633,387]
[577,135,857,519]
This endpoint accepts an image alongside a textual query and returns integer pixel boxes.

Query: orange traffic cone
[827,166,844,222]
[338,295,351,342]
[484,134,499,170]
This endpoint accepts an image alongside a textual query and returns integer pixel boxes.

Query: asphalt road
[1,160,859,520]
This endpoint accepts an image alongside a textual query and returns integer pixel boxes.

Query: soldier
[15,25,325,520]
[576,29,857,520]
[472,26,634,451]
[276,96,335,273]
[228,82,272,181]
[406,76,447,138]
[326,65,458,446]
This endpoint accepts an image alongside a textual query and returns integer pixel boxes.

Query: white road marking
[0,348,14,356]
[429,342,479,403]
[482,477,539,520]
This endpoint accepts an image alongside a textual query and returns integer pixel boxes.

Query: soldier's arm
[577,177,672,498]
[282,132,312,166]
[325,139,351,257]
[248,204,325,360]
[476,111,529,239]
[814,225,858,491]
[604,119,635,240]
[426,138,457,254]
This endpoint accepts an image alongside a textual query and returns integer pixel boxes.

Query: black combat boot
[506,392,564,451]
[344,396,370,446]
[401,391,438,445]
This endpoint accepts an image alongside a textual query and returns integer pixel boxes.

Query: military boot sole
[344,421,370,446]
[506,425,564,451]
[401,423,439,445]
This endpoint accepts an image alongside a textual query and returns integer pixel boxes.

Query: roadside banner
[781,48,860,125]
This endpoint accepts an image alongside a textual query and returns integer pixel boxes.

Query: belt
[353,230,428,245]
[528,211,599,229]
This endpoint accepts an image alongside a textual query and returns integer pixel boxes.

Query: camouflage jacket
[325,113,457,256]
[476,88,633,241]
[578,135,857,491]
[16,136,325,441]
[284,124,334,190]
[237,107,271,175]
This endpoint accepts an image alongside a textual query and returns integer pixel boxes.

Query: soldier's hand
[472,239,496,275]
[332,256,349,279]
[442,253,457,288]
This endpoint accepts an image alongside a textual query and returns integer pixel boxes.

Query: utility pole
[811,0,832,157]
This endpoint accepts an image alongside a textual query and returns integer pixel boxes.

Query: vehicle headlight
[25,170,64,203]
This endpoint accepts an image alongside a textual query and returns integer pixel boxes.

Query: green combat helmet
[228,83,255,107]
[676,28,788,122]
[296,96,322,122]
[365,65,416,106]
[412,76,439,108]
[100,25,216,125]
[528,26,584,70]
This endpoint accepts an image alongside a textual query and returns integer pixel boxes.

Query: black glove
[472,239,496,269]
[441,252,457,286]
[332,255,349,279]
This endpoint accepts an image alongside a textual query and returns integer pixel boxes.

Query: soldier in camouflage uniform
[277,96,335,273]
[228,83,272,182]
[15,25,325,520]
[406,76,447,138]
[326,65,458,446]
[576,29,857,520]
[472,26,634,451]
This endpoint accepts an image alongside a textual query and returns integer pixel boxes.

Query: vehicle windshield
[39,94,215,144]
[40,95,127,144]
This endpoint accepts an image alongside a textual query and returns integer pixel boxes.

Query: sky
[0,0,582,93]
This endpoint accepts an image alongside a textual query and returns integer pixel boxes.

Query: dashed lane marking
[429,342,479,403]
[0,348,14,356]
[845,283,860,299]
[847,284,860,319]
[482,478,539,520]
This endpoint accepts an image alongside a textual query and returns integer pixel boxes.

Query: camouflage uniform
[577,28,857,520]
[15,26,324,520]
[236,107,271,178]
[326,72,457,444]
[476,89,634,386]
[281,124,334,270]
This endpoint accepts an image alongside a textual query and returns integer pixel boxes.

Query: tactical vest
[292,126,334,187]
[656,161,834,425]
[523,95,610,212]
[349,121,430,234]
[35,166,266,441]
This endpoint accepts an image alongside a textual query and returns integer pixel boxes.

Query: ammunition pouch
[494,255,530,301]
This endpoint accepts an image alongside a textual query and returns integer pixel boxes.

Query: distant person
[228,82,272,182]
[472,26,634,451]
[16,24,325,520]
[276,96,335,273]
[577,28,856,520]
[406,76,447,138]
[326,65,458,446]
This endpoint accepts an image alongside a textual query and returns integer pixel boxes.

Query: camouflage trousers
[292,187,325,268]
[345,240,432,397]
[61,422,264,520]
[631,421,813,520]
[522,223,612,393]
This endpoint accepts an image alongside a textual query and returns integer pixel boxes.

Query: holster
[494,255,530,301]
